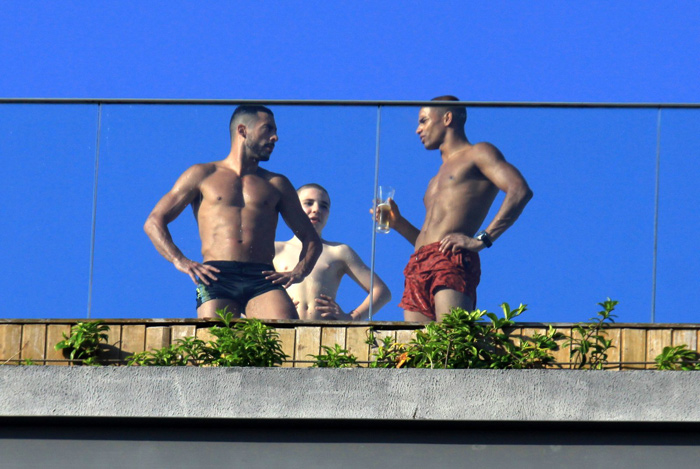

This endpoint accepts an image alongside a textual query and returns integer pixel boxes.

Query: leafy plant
[55,320,110,366]
[564,298,617,369]
[366,304,563,369]
[127,336,207,366]
[310,344,359,368]
[200,310,288,367]
[654,345,700,370]
[127,309,288,367]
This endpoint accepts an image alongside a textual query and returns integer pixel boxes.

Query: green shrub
[655,345,700,370]
[127,336,207,366]
[127,309,288,367]
[54,320,110,366]
[309,344,359,368]
[201,310,287,367]
[564,299,617,369]
[365,304,564,369]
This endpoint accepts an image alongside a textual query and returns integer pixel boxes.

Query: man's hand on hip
[439,233,486,254]
[174,258,220,285]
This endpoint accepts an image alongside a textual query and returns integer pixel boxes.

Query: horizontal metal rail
[1,98,699,109]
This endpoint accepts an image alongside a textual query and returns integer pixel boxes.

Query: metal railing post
[369,105,382,321]
[87,103,102,319]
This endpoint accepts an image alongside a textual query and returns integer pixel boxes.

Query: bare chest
[199,172,280,210]
[425,160,482,203]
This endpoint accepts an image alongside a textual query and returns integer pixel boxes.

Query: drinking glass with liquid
[375,186,395,233]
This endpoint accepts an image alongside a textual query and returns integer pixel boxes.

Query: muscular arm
[267,176,322,287]
[439,144,533,254]
[476,144,533,242]
[144,165,219,284]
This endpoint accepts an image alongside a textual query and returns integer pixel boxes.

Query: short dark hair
[229,105,274,135]
[431,95,467,127]
[297,183,331,207]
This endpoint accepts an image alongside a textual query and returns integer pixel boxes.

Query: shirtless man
[274,183,391,320]
[144,105,322,319]
[379,96,533,322]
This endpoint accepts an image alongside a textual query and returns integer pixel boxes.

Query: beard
[246,139,273,161]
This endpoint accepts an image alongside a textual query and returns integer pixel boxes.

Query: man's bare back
[275,184,391,320]
[144,106,322,319]
[380,96,532,322]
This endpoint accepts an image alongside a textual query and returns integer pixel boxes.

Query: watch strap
[475,230,493,248]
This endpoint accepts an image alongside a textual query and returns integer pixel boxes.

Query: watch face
[476,231,492,247]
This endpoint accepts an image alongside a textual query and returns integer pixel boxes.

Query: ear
[442,110,453,126]
[237,123,247,138]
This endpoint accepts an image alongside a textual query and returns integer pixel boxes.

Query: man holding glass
[379,96,533,322]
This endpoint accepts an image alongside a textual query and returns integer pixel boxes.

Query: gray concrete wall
[2,367,699,421]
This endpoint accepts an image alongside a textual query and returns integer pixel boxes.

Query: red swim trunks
[398,241,481,320]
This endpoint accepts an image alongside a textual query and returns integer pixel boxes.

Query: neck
[226,143,260,175]
[439,130,470,159]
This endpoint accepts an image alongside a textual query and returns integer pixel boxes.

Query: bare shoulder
[180,162,217,181]
[325,241,363,263]
[170,163,218,191]
[259,168,291,187]
[470,142,505,161]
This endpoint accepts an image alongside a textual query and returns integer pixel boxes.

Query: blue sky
[1,2,699,323]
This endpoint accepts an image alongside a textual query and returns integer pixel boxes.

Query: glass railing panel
[3,101,691,324]
[655,109,700,323]
[378,106,658,322]
[90,104,377,318]
[0,104,97,318]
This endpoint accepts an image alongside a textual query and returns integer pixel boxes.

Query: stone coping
[2,367,699,422]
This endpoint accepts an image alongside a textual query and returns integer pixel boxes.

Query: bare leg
[197,299,242,319]
[403,310,432,323]
[433,288,474,322]
[245,289,299,320]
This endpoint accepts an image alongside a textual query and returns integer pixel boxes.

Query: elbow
[376,283,392,306]
[143,216,154,235]
[143,214,161,238]
[514,183,533,206]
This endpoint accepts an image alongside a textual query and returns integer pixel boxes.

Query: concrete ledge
[2,367,699,422]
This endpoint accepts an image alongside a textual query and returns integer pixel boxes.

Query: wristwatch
[475,230,493,248]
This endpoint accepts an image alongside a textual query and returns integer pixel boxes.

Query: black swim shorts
[195,260,284,308]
